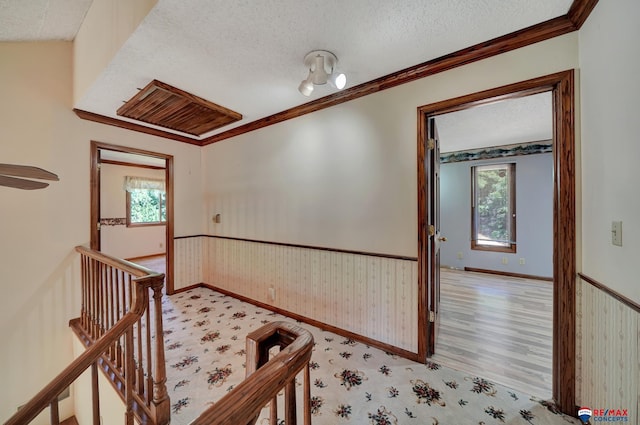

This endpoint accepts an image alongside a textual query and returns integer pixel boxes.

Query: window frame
[470,162,516,253]
[126,188,167,227]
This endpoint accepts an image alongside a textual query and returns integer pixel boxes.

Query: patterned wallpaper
[175,237,640,417]
[99,217,126,226]
[577,278,639,424]
[174,236,205,289]
[440,141,552,164]
[174,236,419,353]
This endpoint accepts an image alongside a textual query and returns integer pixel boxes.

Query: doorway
[431,91,555,398]
[90,141,176,294]
[417,71,576,414]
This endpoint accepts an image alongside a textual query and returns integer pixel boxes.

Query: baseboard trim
[464,267,553,282]
[173,283,202,294]
[177,282,421,362]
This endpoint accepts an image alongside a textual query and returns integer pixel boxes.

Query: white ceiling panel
[0,0,573,140]
[436,92,553,153]
[0,0,93,41]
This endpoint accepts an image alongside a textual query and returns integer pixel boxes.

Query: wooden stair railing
[3,246,169,425]
[191,321,314,425]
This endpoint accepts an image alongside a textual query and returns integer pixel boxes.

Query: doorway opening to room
[417,71,576,414]
[90,141,175,293]
[432,91,554,398]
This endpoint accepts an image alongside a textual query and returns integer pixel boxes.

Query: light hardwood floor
[129,254,166,275]
[129,256,553,398]
[432,268,553,398]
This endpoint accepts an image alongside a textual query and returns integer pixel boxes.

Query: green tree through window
[471,163,516,252]
[127,189,166,226]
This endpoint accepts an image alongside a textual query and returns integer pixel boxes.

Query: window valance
[123,176,165,192]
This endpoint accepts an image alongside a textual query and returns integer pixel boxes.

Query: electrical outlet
[501,257,508,265]
[519,258,525,265]
[457,252,463,259]
[268,287,276,301]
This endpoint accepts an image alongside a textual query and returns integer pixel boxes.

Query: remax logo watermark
[578,406,629,423]
[578,407,592,424]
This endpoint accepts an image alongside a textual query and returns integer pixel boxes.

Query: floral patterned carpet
[162,287,578,425]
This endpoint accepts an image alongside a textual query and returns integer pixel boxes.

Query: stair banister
[191,321,314,425]
[4,270,152,425]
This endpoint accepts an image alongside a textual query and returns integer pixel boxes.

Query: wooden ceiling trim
[117,80,242,136]
[201,10,589,145]
[100,159,165,170]
[73,109,204,146]
[74,0,597,147]
[568,0,600,28]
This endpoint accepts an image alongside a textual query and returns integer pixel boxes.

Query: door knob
[438,236,447,242]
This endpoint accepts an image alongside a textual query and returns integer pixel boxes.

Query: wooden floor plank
[432,268,553,398]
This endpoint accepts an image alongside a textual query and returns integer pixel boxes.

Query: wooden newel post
[150,278,170,425]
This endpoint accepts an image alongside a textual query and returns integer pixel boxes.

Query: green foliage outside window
[129,189,166,224]
[473,164,514,248]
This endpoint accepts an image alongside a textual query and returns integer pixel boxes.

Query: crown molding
[74,109,204,146]
[73,0,598,147]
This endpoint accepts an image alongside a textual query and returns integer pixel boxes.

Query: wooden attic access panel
[117,80,242,136]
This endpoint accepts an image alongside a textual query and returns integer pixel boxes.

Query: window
[471,163,516,252]
[124,177,166,227]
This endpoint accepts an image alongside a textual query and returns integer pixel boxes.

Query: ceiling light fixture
[298,50,346,97]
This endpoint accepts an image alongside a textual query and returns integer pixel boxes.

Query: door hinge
[429,311,435,322]
[96,222,101,231]
[426,139,435,150]
[428,225,435,236]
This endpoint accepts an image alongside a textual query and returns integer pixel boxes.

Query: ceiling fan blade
[0,175,50,190]
[0,163,59,181]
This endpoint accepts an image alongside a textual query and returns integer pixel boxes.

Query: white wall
[100,163,165,259]
[440,153,553,277]
[74,0,157,105]
[0,42,202,422]
[202,34,578,258]
[72,336,128,425]
[579,0,640,303]
[577,0,640,419]
[187,34,581,356]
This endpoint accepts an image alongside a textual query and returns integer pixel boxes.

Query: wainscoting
[174,236,206,288]
[577,274,639,424]
[174,235,418,353]
[176,236,640,418]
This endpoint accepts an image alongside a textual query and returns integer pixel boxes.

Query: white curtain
[123,176,165,192]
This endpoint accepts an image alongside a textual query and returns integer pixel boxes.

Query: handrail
[191,321,314,425]
[3,246,169,425]
[73,245,170,425]
[75,245,161,279]
[4,269,150,425]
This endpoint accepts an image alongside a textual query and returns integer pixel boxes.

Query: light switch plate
[612,221,622,246]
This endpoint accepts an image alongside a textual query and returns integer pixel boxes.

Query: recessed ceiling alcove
[117,80,242,136]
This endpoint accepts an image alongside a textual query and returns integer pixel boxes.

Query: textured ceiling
[436,92,553,153]
[0,0,93,41]
[0,0,573,147]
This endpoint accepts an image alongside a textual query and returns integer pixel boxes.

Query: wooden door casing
[426,117,441,357]
[416,70,576,415]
